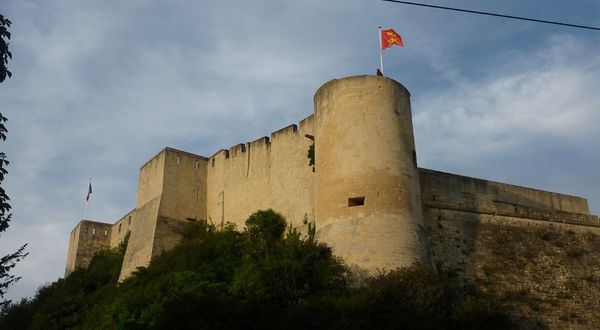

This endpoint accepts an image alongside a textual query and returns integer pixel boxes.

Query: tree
[0,13,28,304]
[245,209,287,253]
[0,14,13,83]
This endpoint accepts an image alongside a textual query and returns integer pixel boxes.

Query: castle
[65,75,599,287]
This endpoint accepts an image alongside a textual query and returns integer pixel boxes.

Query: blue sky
[0,0,599,301]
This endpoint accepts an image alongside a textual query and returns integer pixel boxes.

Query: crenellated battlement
[271,123,298,137]
[208,115,314,166]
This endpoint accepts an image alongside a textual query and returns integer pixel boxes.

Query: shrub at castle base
[0,210,520,329]
[0,238,128,329]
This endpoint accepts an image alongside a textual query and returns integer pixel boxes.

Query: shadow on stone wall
[423,200,600,329]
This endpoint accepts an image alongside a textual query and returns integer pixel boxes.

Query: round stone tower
[313,75,430,273]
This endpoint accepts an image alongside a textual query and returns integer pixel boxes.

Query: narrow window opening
[128,216,132,225]
[412,150,417,167]
[348,196,365,207]
[176,155,180,165]
[195,160,199,169]
[432,194,436,201]
[211,158,215,167]
[104,229,108,236]
[92,228,96,235]
[186,217,196,222]
[118,223,122,233]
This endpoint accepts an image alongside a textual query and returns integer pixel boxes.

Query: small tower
[314,75,430,273]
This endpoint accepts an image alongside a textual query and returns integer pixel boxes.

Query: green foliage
[244,209,286,253]
[450,295,517,330]
[35,238,128,330]
[0,298,33,329]
[0,239,127,330]
[0,245,28,302]
[284,266,515,330]
[0,14,12,83]
[0,12,28,304]
[307,143,315,171]
[0,211,519,329]
[233,221,348,305]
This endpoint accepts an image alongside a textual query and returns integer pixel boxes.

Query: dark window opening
[211,158,215,167]
[348,196,365,207]
[118,223,122,233]
[186,217,196,222]
[128,216,132,225]
[412,150,417,167]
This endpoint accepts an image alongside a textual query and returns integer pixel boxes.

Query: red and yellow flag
[381,28,403,50]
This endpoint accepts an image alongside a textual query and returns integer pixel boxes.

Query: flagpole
[378,26,384,75]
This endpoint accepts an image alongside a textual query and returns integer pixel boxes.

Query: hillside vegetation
[1,210,518,329]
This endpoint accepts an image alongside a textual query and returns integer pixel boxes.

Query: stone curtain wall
[109,209,135,248]
[206,115,315,231]
[419,168,591,216]
[475,218,600,329]
[421,169,600,329]
[424,209,600,329]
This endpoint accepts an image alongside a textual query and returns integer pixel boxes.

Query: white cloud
[413,34,600,213]
[415,34,600,158]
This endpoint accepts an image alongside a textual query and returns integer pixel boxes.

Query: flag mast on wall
[378,27,404,75]
[85,179,92,220]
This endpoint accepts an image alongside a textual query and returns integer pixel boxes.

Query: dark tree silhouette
[0,13,28,304]
[0,14,12,83]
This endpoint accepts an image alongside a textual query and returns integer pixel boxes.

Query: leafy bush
[284,266,515,330]
[0,236,128,330]
[0,211,520,329]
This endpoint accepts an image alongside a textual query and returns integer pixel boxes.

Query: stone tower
[313,75,430,273]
